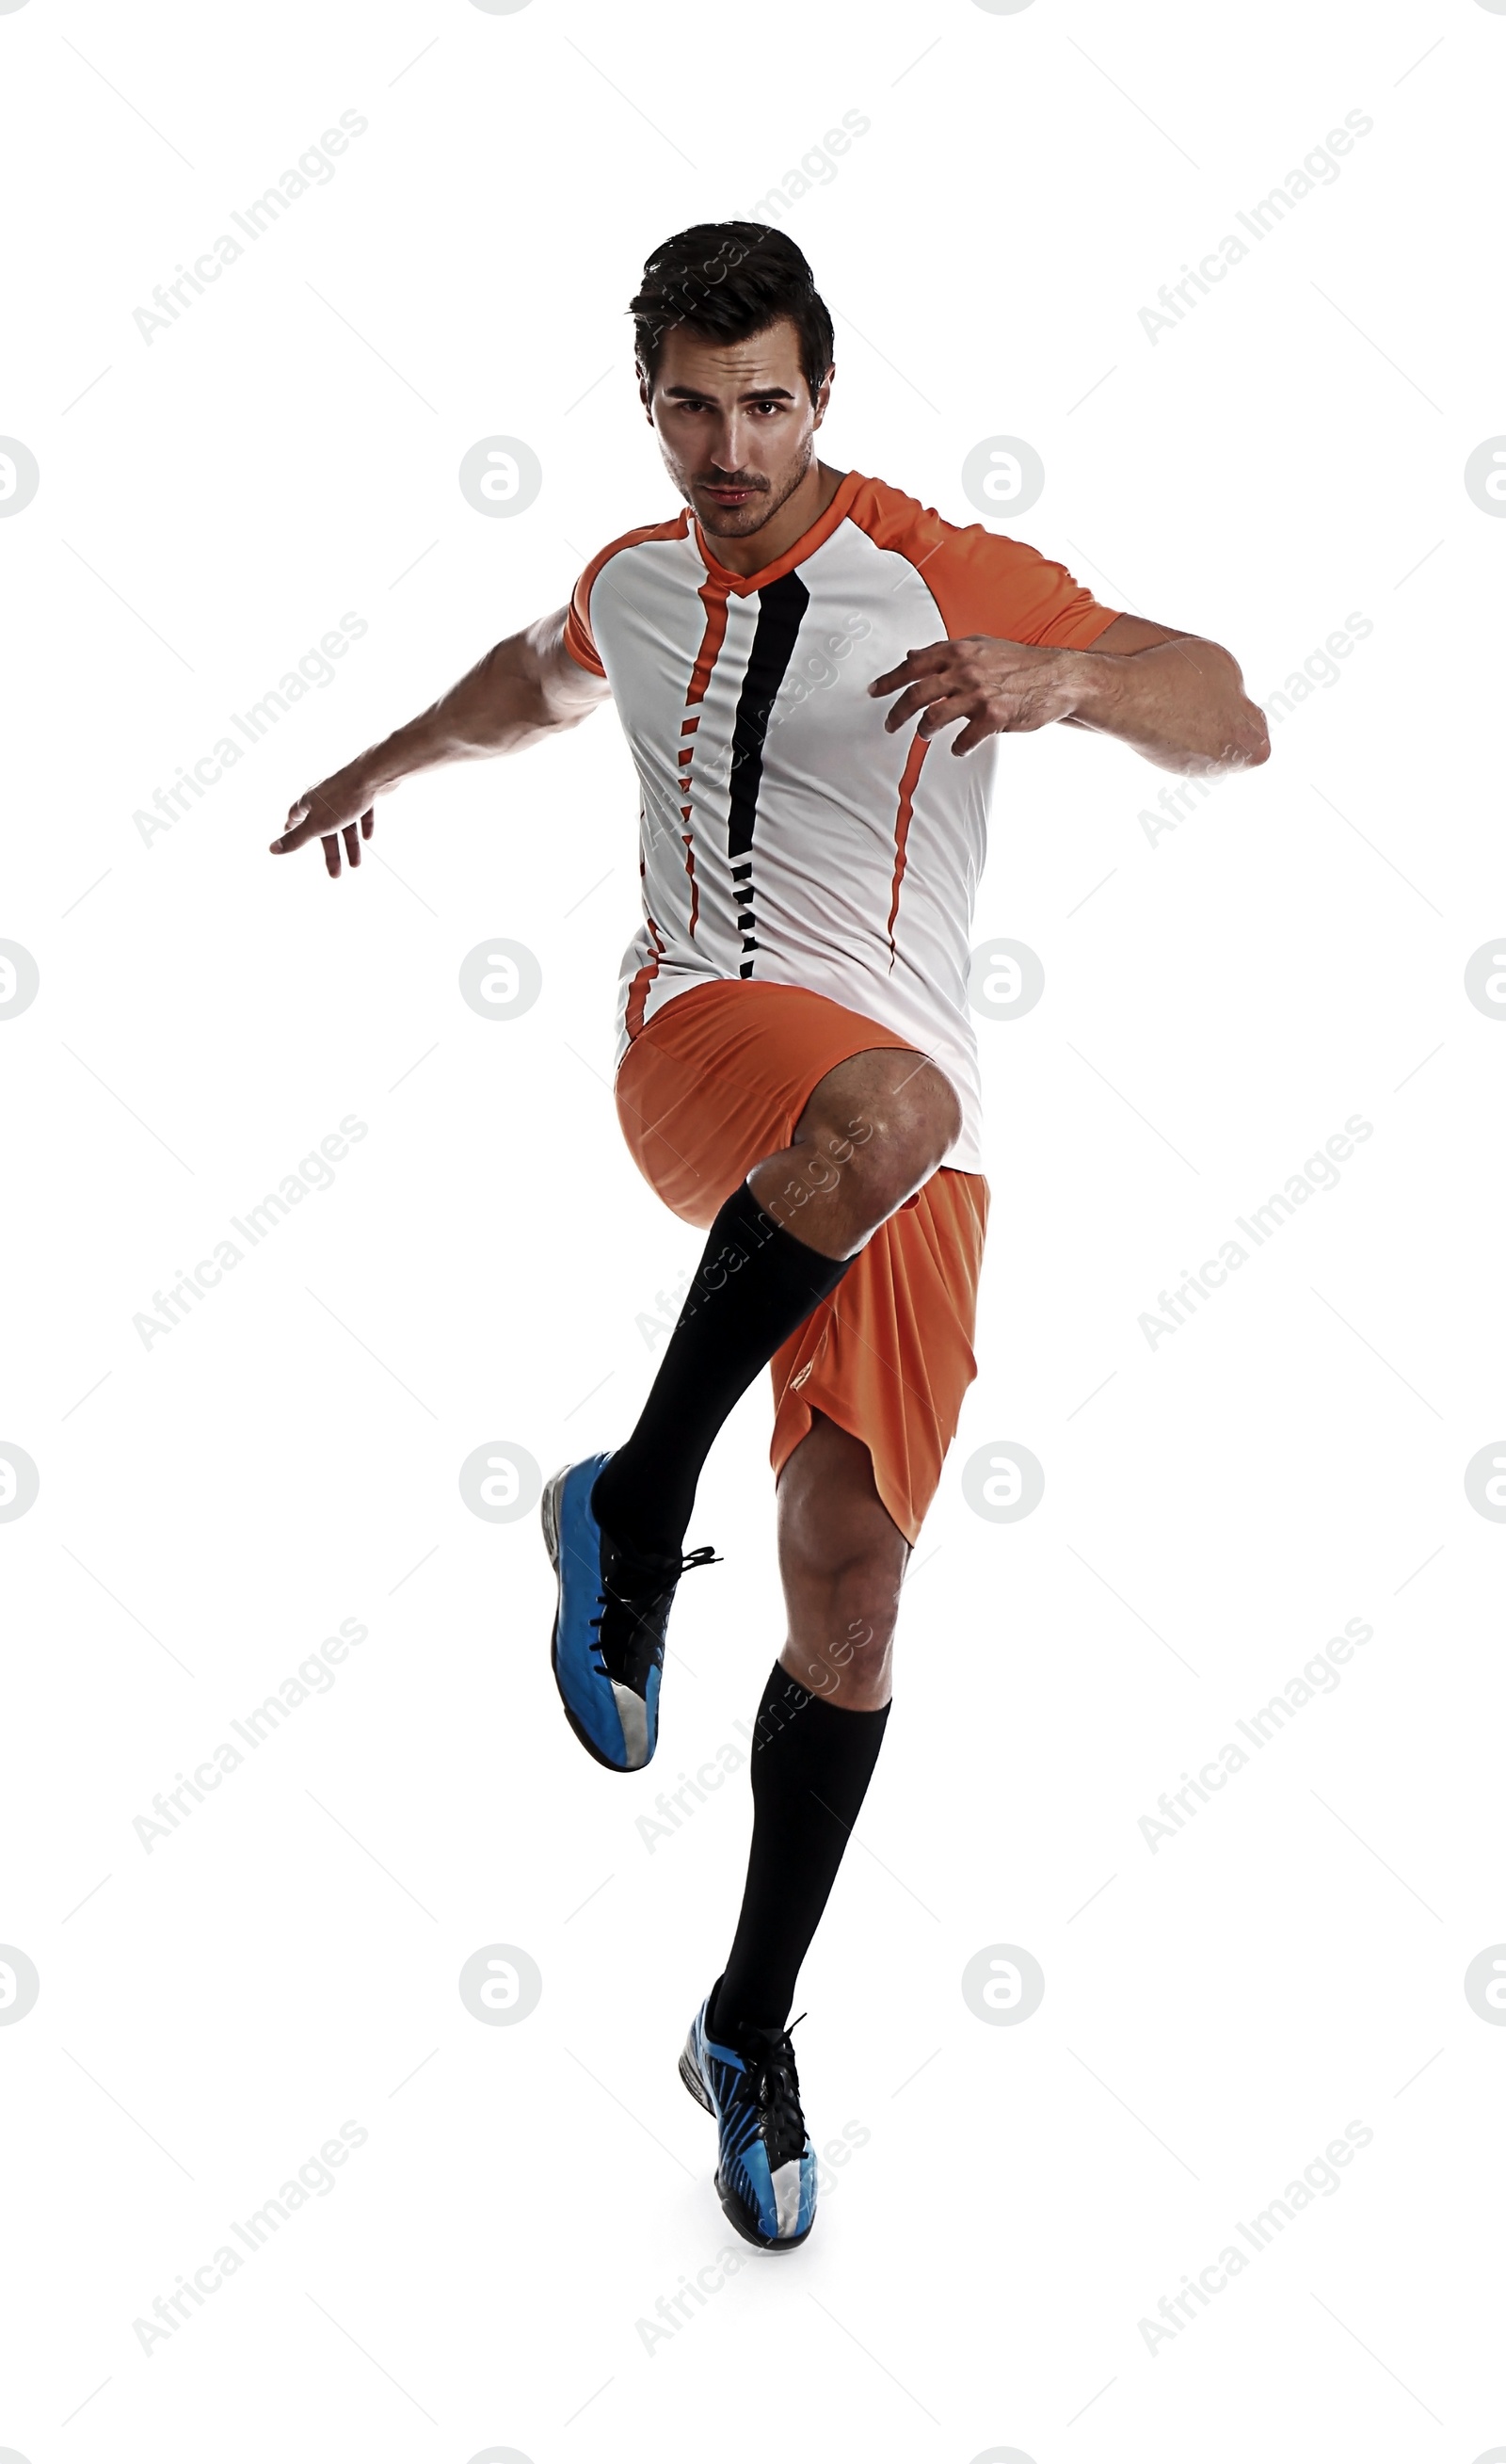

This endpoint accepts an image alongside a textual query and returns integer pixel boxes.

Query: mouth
[698,482,763,507]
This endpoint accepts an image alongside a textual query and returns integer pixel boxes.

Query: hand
[269,765,379,878]
[869,635,1081,754]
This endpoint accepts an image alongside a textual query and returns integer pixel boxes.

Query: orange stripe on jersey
[624,899,667,1039]
[671,579,730,939]
[885,733,930,960]
[684,578,729,706]
[563,510,691,676]
[682,833,699,934]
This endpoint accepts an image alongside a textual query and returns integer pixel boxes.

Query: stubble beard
[687,436,815,540]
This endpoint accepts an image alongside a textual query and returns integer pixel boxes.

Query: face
[641,315,831,541]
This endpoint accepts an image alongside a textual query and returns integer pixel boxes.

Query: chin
[697,500,773,538]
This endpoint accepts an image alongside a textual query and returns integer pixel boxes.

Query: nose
[710,412,756,474]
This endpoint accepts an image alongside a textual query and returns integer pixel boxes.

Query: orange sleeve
[847,474,1119,651]
[951,529,1120,650]
[563,566,605,676]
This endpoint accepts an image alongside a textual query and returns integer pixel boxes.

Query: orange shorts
[614,978,989,1546]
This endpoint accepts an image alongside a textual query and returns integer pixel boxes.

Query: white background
[2,1,1503,2458]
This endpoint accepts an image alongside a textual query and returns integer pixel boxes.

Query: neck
[701,459,846,577]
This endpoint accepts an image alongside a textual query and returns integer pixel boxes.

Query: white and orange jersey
[563,470,1119,1174]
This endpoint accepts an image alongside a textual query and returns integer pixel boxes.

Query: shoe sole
[542,1468,637,1776]
[678,2047,714,2113]
[678,2046,814,2252]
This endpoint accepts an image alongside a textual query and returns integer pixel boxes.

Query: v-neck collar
[693,469,863,596]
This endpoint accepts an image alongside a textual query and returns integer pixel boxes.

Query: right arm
[269,604,611,878]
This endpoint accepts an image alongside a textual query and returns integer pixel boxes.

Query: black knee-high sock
[712,1664,890,2037]
[591,1182,851,1565]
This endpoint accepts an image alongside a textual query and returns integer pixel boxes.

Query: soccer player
[272,223,1269,2251]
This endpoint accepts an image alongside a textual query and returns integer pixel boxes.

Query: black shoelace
[589,1544,721,1682]
[743,2015,808,2169]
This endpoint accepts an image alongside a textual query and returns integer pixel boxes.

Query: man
[272,222,1269,2252]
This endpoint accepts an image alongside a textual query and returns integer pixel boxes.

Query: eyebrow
[661,383,797,402]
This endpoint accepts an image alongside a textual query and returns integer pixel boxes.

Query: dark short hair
[630,222,835,404]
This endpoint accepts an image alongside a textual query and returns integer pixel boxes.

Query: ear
[811,364,835,428]
[636,362,653,422]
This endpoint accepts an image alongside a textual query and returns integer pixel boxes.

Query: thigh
[614,979,918,1230]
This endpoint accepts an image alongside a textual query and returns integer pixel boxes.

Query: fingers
[868,641,952,698]
[916,694,973,741]
[270,797,332,857]
[268,797,375,867]
[881,672,966,733]
[269,797,309,855]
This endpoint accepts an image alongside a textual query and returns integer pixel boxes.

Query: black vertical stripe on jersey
[726,571,809,976]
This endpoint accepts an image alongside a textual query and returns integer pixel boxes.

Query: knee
[818,1057,963,1230]
[783,1611,895,1711]
[778,1540,902,1709]
[906,1065,964,1175]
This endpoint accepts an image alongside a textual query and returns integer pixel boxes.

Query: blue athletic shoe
[541,1453,719,1774]
[679,1985,817,2250]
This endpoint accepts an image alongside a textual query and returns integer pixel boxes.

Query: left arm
[871,613,1271,778]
